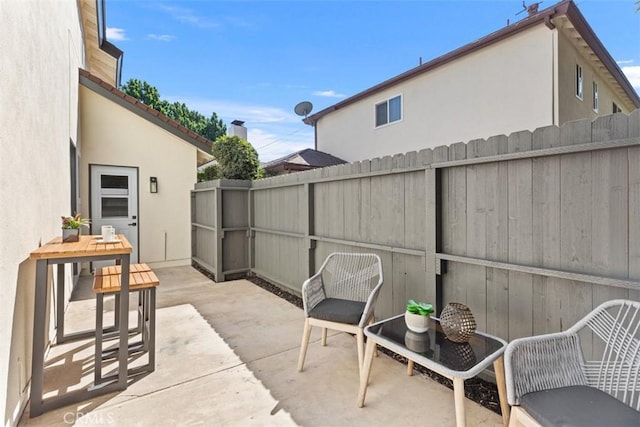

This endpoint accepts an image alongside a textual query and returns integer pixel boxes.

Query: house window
[375,95,402,127]
[592,81,598,112]
[613,102,622,113]
[575,64,583,99]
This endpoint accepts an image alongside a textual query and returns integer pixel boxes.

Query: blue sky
[105,0,640,162]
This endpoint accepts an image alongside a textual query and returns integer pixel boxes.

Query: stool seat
[93,269,159,293]
[94,263,151,277]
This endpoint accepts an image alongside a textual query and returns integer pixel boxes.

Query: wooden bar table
[29,234,132,417]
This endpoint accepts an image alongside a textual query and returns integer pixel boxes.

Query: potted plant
[405,299,434,333]
[61,213,90,242]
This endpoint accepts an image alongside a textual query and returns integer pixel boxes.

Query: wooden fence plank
[507,130,534,340]
[558,119,595,340]
[591,115,630,305]
[483,135,509,340]
[465,138,488,332]
[444,142,467,305]
[532,125,561,335]
[630,144,640,301]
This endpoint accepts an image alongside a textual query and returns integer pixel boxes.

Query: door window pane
[101,197,128,218]
[101,175,128,190]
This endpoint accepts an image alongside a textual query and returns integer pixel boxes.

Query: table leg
[29,260,48,418]
[117,255,130,390]
[55,263,65,343]
[357,337,377,407]
[407,360,414,376]
[493,356,510,426]
[453,377,466,427]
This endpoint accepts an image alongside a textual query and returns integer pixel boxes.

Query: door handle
[128,222,137,226]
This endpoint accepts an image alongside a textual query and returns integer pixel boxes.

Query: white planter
[404,311,430,333]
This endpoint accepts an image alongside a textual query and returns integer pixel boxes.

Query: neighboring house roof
[79,69,213,155]
[304,0,640,125]
[262,148,347,172]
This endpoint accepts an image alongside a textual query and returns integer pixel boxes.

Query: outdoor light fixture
[150,176,158,193]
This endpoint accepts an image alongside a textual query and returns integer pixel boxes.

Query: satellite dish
[294,101,313,118]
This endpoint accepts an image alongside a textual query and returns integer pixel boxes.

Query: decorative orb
[440,302,476,343]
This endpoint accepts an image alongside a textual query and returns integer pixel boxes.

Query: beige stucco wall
[317,25,555,162]
[0,1,84,425]
[79,87,198,267]
[557,29,633,124]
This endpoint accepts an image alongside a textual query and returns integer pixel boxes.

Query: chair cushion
[308,298,365,325]
[521,385,640,427]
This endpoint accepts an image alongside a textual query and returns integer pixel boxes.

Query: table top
[365,314,507,379]
[30,234,132,260]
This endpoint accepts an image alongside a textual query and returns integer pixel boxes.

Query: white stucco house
[304,0,640,162]
[0,1,212,424]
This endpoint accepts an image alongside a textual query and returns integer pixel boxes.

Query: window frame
[575,64,583,100]
[374,94,403,128]
[592,81,598,112]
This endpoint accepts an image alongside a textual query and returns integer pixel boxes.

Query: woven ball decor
[440,302,476,343]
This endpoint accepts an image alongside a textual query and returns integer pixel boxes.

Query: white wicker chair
[297,252,383,374]
[505,299,640,427]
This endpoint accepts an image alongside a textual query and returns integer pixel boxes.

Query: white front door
[91,165,139,264]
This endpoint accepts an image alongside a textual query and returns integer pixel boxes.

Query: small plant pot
[62,228,80,242]
[404,311,430,333]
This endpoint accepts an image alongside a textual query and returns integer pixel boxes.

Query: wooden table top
[30,234,132,260]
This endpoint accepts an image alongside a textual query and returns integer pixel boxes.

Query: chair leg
[321,328,328,346]
[297,318,312,372]
[509,406,541,427]
[356,328,365,374]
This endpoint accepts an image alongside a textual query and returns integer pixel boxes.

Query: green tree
[120,79,168,114]
[120,78,226,140]
[211,135,263,180]
[197,164,221,182]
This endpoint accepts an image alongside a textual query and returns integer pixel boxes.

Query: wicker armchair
[505,299,640,427]
[297,252,383,374]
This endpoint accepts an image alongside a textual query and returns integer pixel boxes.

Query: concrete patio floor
[19,266,504,426]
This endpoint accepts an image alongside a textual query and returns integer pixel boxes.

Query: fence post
[215,187,224,281]
[304,182,315,277]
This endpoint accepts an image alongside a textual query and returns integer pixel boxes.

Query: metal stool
[93,268,159,384]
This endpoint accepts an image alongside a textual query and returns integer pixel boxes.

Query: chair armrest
[301,273,325,316]
[358,279,384,328]
[505,332,587,405]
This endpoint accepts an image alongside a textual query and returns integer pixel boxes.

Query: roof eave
[562,2,640,108]
[79,69,213,154]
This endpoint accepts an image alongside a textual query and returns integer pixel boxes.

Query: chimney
[228,120,248,141]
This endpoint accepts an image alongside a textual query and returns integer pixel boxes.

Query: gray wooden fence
[192,111,640,341]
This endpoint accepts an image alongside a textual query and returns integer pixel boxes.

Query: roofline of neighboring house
[304,0,639,125]
[79,69,213,154]
[265,162,314,172]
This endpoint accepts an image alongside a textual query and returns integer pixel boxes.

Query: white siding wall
[317,25,555,162]
[0,1,84,424]
[79,87,197,267]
